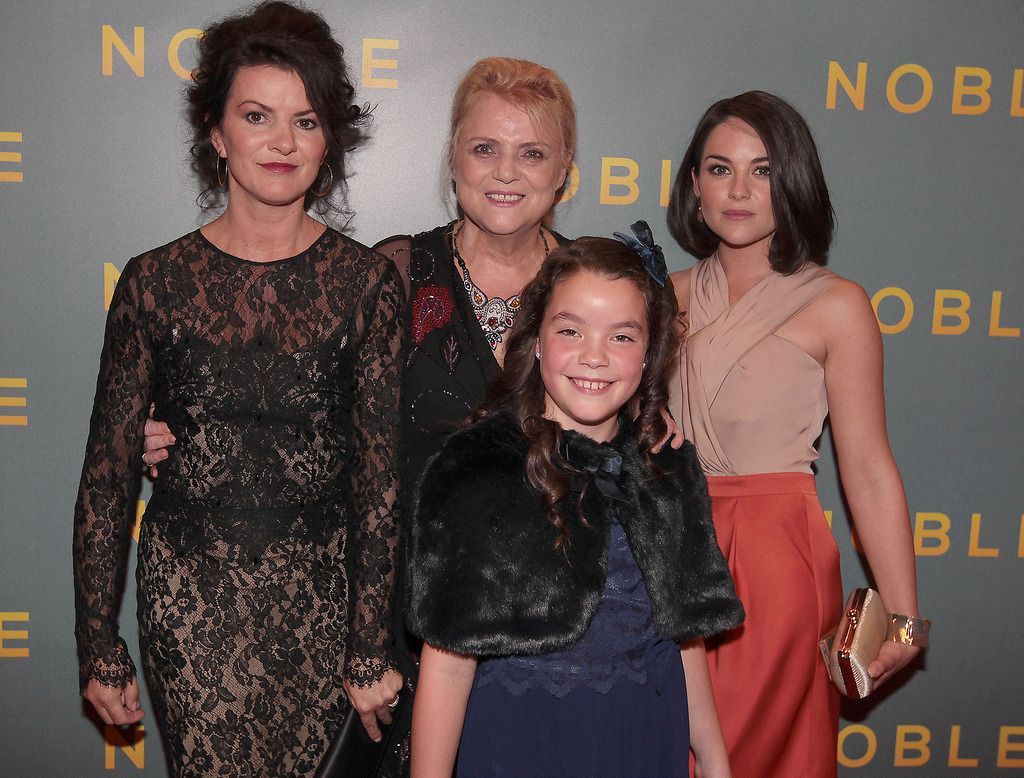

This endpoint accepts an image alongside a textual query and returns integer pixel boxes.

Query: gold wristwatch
[886,614,931,647]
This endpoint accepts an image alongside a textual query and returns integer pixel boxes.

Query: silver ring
[387,695,400,709]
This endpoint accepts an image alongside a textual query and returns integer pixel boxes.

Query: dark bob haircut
[475,237,679,547]
[666,90,835,274]
[186,1,370,215]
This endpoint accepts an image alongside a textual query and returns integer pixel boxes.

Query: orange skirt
[706,473,842,778]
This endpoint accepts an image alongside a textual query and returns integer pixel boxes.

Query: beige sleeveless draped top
[670,255,840,476]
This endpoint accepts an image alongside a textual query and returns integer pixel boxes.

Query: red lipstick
[259,163,298,173]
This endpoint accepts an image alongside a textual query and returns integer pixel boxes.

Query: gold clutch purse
[819,588,889,699]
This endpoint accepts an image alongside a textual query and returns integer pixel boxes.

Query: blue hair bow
[612,220,668,287]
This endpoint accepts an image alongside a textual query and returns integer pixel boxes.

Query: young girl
[406,233,744,778]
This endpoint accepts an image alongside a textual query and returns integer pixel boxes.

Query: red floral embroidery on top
[411,285,454,345]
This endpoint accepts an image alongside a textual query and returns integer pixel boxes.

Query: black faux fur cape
[407,412,744,656]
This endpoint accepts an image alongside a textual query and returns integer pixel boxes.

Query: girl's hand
[84,676,145,726]
[141,404,175,478]
[868,641,921,691]
[343,668,404,742]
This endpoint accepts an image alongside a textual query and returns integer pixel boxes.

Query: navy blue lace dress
[456,519,690,778]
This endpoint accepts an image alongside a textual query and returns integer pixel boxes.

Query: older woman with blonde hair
[375,56,576,501]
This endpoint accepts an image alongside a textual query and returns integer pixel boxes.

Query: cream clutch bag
[819,588,888,698]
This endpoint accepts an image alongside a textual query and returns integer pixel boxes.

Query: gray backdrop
[1,1,1022,775]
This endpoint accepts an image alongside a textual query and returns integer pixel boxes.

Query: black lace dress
[72,228,403,776]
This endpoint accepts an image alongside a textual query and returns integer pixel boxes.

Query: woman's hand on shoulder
[84,676,144,726]
[343,668,404,743]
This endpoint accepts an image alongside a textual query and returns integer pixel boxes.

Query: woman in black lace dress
[72,3,403,775]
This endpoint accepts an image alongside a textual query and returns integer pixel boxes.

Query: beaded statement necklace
[452,222,550,351]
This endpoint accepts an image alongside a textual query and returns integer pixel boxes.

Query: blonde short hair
[446,57,577,177]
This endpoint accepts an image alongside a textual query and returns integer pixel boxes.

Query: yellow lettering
[968,512,999,557]
[361,38,399,89]
[167,28,202,81]
[826,61,868,110]
[932,289,970,335]
[1011,69,1024,117]
[659,159,673,207]
[558,162,580,204]
[989,291,1020,337]
[871,287,914,334]
[104,262,122,311]
[951,66,992,115]
[0,612,30,658]
[0,377,29,426]
[914,512,950,556]
[102,25,144,78]
[998,726,1024,768]
[0,131,24,183]
[132,500,146,543]
[886,64,933,114]
[895,724,931,767]
[837,724,877,768]
[948,725,979,768]
[105,725,145,769]
[599,157,640,205]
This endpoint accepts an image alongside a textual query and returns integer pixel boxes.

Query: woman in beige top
[666,91,927,777]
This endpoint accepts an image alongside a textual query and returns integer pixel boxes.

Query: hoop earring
[696,201,704,224]
[216,156,228,188]
[311,163,334,198]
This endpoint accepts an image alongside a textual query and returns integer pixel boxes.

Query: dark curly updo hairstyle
[667,90,835,274]
[186,0,370,215]
[475,237,679,548]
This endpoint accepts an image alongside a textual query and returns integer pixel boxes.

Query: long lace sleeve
[72,257,154,693]
[343,257,405,686]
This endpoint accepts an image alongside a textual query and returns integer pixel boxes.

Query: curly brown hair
[185,1,370,217]
[475,237,679,548]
